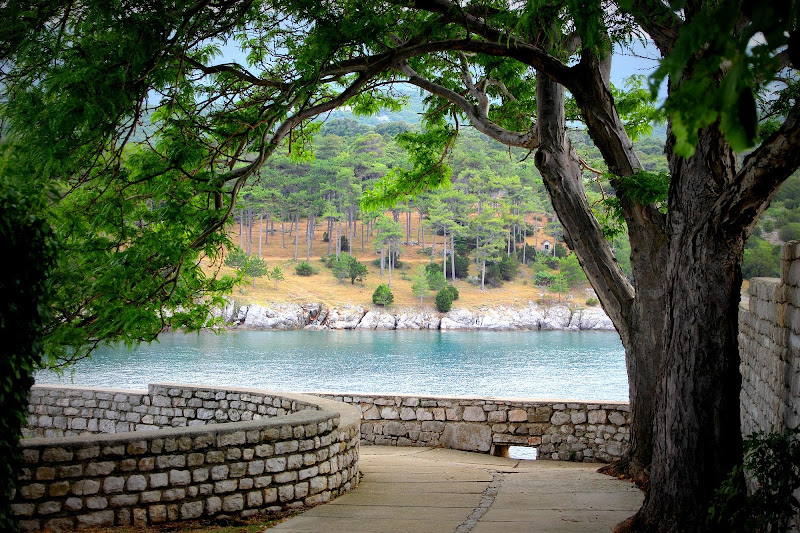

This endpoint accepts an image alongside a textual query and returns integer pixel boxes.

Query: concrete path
[270,446,643,533]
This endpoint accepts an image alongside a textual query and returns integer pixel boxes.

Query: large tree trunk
[620,127,744,533]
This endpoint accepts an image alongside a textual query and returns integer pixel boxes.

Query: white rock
[476,308,514,330]
[243,303,305,330]
[515,304,544,329]
[540,305,572,330]
[440,308,476,329]
[357,310,396,330]
[577,307,615,330]
[395,310,440,329]
[326,306,365,329]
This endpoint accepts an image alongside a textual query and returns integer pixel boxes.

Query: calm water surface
[36,330,628,402]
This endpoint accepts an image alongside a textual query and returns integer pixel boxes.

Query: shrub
[707,426,800,532]
[372,284,394,306]
[435,286,454,312]
[442,255,470,278]
[534,271,557,286]
[426,268,446,291]
[444,283,459,300]
[586,297,599,306]
[340,235,350,252]
[498,254,519,281]
[559,254,588,287]
[779,222,800,242]
[322,231,329,242]
[295,261,316,276]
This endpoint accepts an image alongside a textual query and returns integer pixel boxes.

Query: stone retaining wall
[739,241,800,437]
[14,384,360,532]
[317,393,629,463]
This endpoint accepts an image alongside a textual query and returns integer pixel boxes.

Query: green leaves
[361,124,455,209]
[646,0,797,156]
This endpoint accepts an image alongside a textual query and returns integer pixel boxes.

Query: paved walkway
[270,446,643,533]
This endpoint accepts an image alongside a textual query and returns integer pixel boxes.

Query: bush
[321,254,336,268]
[498,254,519,281]
[586,297,599,306]
[544,256,560,269]
[534,271,557,286]
[444,283,459,300]
[426,269,446,291]
[435,286,454,312]
[372,284,394,306]
[295,261,316,276]
[779,222,800,242]
[340,235,350,252]
[443,255,471,278]
[707,426,800,532]
[322,231,329,242]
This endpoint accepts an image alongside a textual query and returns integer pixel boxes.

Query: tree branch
[394,61,538,150]
[721,101,800,231]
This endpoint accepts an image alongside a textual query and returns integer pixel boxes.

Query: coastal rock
[356,310,397,330]
[325,306,366,330]
[395,310,441,330]
[571,307,615,331]
[440,308,477,330]
[208,299,236,323]
[476,307,515,330]
[540,305,572,330]
[515,304,545,329]
[243,303,305,330]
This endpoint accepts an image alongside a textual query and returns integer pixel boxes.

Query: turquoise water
[35,330,628,402]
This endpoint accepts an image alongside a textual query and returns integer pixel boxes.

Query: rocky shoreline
[211,301,616,332]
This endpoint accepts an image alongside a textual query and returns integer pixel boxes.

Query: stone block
[170,469,191,486]
[126,475,147,492]
[103,476,125,494]
[76,511,114,528]
[86,496,109,510]
[149,504,167,523]
[571,411,587,425]
[507,409,528,422]
[37,501,62,515]
[463,406,486,422]
[223,493,244,512]
[440,423,491,453]
[49,481,70,497]
[206,496,222,514]
[550,411,571,426]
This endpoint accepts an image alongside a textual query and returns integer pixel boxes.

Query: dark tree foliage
[0,173,55,531]
[435,286,454,312]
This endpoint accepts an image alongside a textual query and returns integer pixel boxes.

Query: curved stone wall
[14,384,360,532]
[317,393,630,462]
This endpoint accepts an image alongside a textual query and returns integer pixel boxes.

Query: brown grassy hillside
[212,214,593,310]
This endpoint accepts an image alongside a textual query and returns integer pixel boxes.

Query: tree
[549,274,570,303]
[5,1,800,530]
[346,255,368,285]
[270,267,284,290]
[241,256,269,288]
[411,266,429,305]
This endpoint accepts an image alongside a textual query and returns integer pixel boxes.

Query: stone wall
[317,393,629,463]
[14,384,360,532]
[739,241,800,437]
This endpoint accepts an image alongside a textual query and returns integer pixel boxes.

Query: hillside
[214,213,597,311]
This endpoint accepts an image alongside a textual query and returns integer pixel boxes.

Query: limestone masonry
[316,393,629,462]
[14,384,360,532]
[739,241,800,440]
